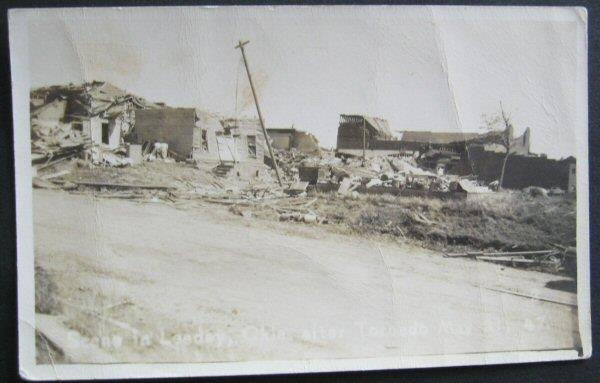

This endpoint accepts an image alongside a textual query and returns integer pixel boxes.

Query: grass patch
[309,190,576,253]
[35,265,62,315]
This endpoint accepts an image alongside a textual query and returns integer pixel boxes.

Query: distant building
[336,114,393,152]
[336,113,531,158]
[335,113,573,190]
[394,127,532,174]
[267,126,320,153]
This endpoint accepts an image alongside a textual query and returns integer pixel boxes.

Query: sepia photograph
[9,5,590,380]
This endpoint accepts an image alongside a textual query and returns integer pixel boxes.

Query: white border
[10,5,591,380]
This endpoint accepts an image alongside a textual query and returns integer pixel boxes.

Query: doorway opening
[101,123,110,144]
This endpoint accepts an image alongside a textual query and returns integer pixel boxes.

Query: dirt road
[33,190,580,363]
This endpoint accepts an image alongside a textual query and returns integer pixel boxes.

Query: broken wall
[337,124,375,149]
[484,127,531,156]
[31,99,68,128]
[132,108,196,159]
[268,131,293,150]
[221,118,265,163]
[193,110,222,161]
[468,146,575,190]
[83,116,120,149]
[293,131,320,153]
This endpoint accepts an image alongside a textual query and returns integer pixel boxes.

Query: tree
[481,102,514,189]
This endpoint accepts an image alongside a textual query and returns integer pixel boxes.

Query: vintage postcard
[9,5,590,380]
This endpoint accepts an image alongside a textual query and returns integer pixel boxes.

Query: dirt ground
[33,189,580,364]
[41,160,577,265]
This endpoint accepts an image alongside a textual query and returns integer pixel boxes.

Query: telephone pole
[235,40,283,186]
[362,116,366,162]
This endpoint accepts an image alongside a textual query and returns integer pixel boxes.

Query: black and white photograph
[8,5,590,380]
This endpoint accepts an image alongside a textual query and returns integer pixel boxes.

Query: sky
[24,6,585,158]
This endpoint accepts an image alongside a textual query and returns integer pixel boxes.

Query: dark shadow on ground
[545,279,577,293]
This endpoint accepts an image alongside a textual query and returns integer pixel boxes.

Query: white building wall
[88,116,120,149]
[108,119,121,149]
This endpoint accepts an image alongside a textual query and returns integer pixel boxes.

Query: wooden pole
[235,40,283,186]
[362,117,366,163]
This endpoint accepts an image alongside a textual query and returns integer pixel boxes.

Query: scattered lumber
[444,250,557,258]
[36,156,71,171]
[32,177,62,190]
[203,198,252,206]
[444,248,565,272]
[98,192,139,199]
[475,256,556,265]
[41,170,71,180]
[284,181,309,196]
[474,285,577,307]
[73,180,174,191]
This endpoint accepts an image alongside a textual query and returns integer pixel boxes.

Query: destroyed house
[336,114,393,151]
[267,127,320,153]
[30,81,157,150]
[336,114,392,151]
[335,114,460,158]
[131,111,266,164]
[392,128,530,174]
[400,127,573,190]
[373,127,531,157]
[335,111,534,173]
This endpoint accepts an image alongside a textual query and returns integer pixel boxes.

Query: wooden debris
[444,250,557,258]
[284,181,309,196]
[36,156,71,171]
[444,248,565,272]
[32,177,61,190]
[41,170,71,180]
[475,256,555,264]
[73,180,174,191]
[338,177,358,195]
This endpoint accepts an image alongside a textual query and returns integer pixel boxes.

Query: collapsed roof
[30,81,162,121]
[397,131,482,144]
[339,114,393,139]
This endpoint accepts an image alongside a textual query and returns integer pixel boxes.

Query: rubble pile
[84,146,133,167]
[31,123,90,164]
[273,149,492,197]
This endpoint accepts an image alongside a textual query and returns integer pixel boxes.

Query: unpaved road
[33,189,580,363]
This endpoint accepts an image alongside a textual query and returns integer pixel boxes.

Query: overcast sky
[24,6,585,158]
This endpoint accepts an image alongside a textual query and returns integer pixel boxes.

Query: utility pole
[362,116,366,163]
[235,40,283,186]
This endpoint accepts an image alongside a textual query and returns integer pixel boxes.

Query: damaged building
[336,114,394,156]
[30,81,159,155]
[131,111,267,166]
[267,126,320,154]
[336,113,574,191]
[394,126,531,175]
